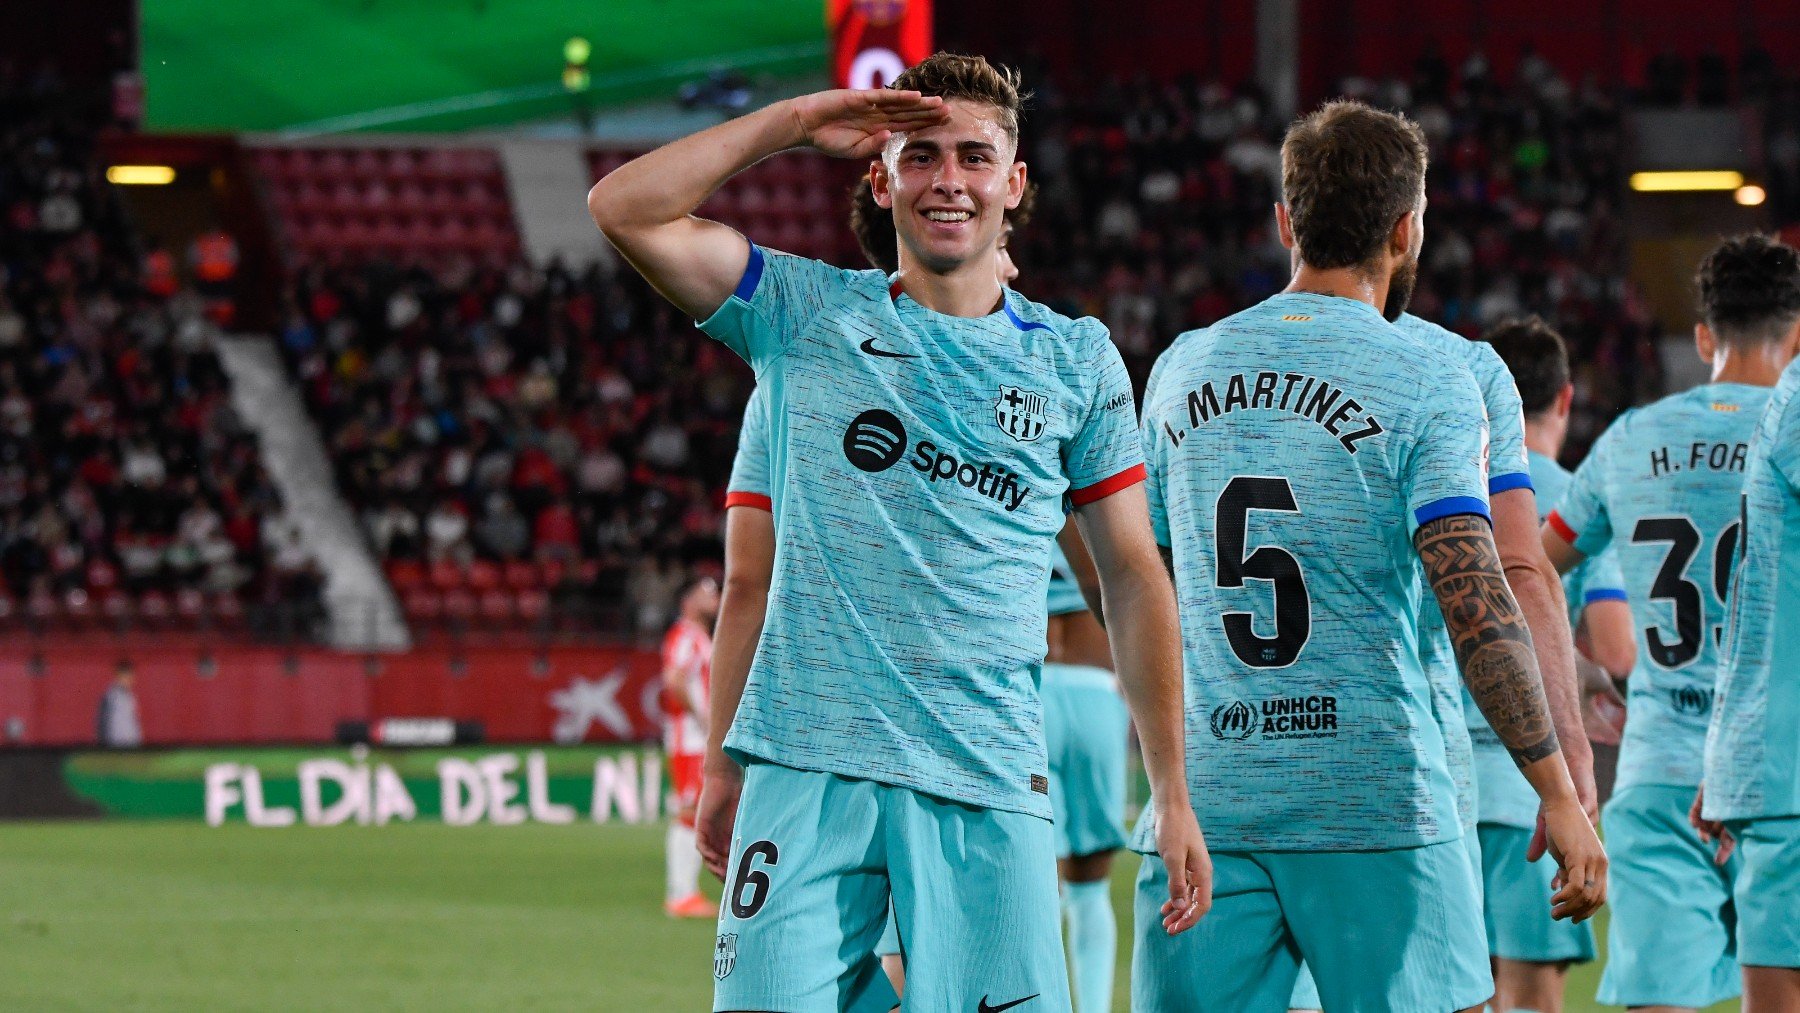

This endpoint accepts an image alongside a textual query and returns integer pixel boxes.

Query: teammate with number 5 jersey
[1134,99,1605,1013]
[1544,235,1800,1011]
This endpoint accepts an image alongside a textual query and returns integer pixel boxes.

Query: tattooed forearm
[1415,514,1561,767]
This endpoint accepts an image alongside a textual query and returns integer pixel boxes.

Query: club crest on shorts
[994,385,1048,443]
[714,933,738,980]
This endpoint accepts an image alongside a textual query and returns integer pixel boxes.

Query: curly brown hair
[848,173,1036,274]
[1697,233,1800,344]
[890,52,1027,145]
[1280,100,1428,271]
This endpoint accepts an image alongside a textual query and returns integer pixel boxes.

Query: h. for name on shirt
[1647,440,1750,477]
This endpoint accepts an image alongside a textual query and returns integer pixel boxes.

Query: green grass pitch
[0,821,1739,1010]
[141,0,823,133]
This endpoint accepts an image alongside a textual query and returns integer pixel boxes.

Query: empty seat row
[387,558,601,594]
[253,147,502,184]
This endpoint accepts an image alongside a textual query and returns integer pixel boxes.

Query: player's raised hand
[788,89,948,159]
[1539,797,1607,922]
[695,757,743,881]
[1154,802,1212,934]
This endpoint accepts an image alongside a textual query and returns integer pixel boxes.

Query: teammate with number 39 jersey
[1544,234,1800,1009]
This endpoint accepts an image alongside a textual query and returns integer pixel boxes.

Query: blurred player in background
[1137,99,1605,1012]
[1041,532,1130,1013]
[1695,235,1800,1013]
[1544,234,1800,1011]
[661,575,720,919]
[1473,315,1637,1012]
[589,53,1205,1012]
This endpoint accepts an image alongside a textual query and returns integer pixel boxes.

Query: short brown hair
[1485,315,1569,416]
[1281,100,1428,271]
[849,174,1036,273]
[890,52,1026,145]
[1697,233,1800,344]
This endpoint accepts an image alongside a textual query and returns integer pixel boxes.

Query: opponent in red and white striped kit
[661,576,719,918]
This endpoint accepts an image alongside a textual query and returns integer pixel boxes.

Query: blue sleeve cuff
[733,244,766,302]
[1413,495,1491,527]
[1488,471,1534,495]
[1584,588,1628,604]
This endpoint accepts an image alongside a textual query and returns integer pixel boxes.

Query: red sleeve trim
[1069,463,1147,507]
[725,491,773,512]
[1546,510,1578,544]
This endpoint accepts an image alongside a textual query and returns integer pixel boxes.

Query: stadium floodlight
[1735,184,1768,206]
[563,36,591,93]
[106,165,176,185]
[1627,170,1745,192]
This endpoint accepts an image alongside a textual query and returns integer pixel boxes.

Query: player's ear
[1557,383,1575,417]
[1274,204,1296,251]
[869,161,894,210]
[1004,160,1027,211]
[1389,209,1416,259]
[1695,321,1716,365]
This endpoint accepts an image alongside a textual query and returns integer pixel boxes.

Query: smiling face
[870,98,1026,276]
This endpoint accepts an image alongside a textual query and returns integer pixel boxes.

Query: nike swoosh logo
[856,338,914,358]
[978,995,1039,1013]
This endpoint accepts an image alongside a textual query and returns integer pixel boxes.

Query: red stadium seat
[387,559,426,591]
[537,558,568,588]
[61,588,95,628]
[211,592,245,625]
[428,559,464,591]
[515,588,549,622]
[477,589,513,624]
[403,588,443,620]
[137,590,172,626]
[174,587,206,624]
[442,588,477,621]
[466,560,501,592]
[501,559,539,590]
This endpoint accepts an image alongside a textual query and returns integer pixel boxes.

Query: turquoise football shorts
[1043,664,1130,859]
[1727,814,1800,969]
[1136,838,1490,1012]
[1284,831,1485,1010]
[1596,784,1740,1008]
[713,760,1068,1012]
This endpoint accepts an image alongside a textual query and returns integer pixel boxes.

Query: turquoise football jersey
[1464,450,1629,828]
[698,247,1145,819]
[1705,360,1800,821]
[1137,293,1491,851]
[1551,382,1771,792]
[725,385,772,510]
[1398,314,1532,834]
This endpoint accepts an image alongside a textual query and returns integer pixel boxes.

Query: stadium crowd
[0,58,320,635]
[5,45,1799,641]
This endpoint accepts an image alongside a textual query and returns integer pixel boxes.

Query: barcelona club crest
[714,933,738,980]
[994,385,1049,443]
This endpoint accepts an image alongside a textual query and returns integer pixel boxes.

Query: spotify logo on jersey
[843,409,907,472]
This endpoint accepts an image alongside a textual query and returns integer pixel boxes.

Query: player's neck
[1283,263,1386,314]
[1710,343,1790,387]
[1523,417,1564,460]
[894,257,1005,318]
